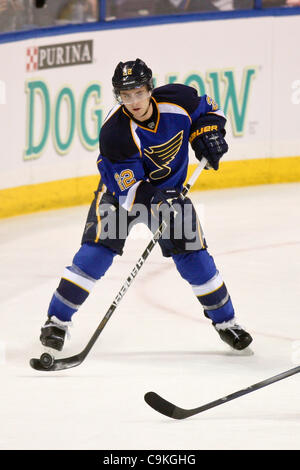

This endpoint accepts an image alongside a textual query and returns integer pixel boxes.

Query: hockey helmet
[112,58,153,99]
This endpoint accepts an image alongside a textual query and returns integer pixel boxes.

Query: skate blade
[226,346,254,356]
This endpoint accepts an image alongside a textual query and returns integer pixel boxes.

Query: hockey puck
[40,352,54,369]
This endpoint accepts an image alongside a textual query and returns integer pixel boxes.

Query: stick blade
[144,392,189,419]
[144,392,177,418]
[29,358,54,371]
[29,354,83,372]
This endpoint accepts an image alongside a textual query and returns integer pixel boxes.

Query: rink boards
[0,15,300,217]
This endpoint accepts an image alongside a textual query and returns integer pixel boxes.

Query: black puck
[40,352,54,369]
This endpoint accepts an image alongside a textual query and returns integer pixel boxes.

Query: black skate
[40,316,71,351]
[213,319,252,351]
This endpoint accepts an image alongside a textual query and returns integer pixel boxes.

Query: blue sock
[172,250,235,324]
[48,243,116,321]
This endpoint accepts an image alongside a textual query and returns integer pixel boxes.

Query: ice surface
[0,183,299,450]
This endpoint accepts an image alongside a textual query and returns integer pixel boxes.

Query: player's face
[120,86,152,121]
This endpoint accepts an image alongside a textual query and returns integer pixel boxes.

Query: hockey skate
[40,316,71,352]
[213,318,252,351]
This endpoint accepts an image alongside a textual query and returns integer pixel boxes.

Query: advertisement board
[0,15,299,216]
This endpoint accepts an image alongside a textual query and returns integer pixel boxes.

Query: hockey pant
[48,185,235,324]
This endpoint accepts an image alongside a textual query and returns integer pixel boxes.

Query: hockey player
[39,58,252,354]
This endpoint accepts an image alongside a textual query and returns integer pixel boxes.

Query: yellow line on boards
[1,157,300,219]
[186,156,300,191]
[0,175,100,219]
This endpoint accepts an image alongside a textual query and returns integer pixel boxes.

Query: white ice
[0,183,299,450]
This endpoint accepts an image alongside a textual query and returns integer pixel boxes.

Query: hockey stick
[144,365,300,419]
[30,158,208,371]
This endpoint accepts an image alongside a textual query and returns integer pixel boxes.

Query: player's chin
[132,109,143,119]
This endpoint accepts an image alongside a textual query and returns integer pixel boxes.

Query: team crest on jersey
[144,131,184,180]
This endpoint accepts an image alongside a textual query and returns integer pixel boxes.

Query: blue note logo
[144,130,184,180]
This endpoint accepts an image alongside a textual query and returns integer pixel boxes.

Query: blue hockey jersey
[97,84,226,210]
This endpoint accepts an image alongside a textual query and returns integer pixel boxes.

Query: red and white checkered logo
[26,47,38,72]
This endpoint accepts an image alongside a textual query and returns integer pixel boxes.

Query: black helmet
[112,58,153,99]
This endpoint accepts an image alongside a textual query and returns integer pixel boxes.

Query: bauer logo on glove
[189,125,218,143]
